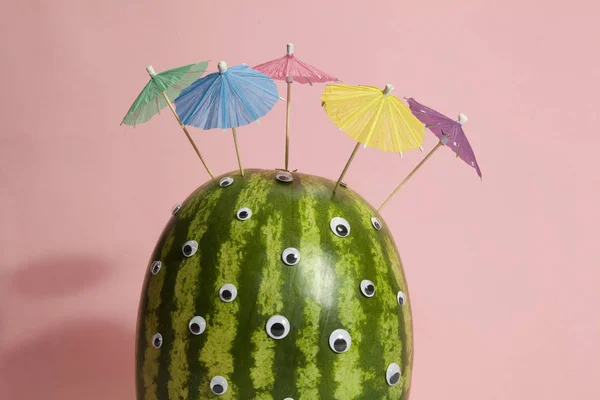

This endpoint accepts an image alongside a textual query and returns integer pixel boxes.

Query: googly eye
[182,240,198,257]
[219,284,237,302]
[276,171,293,182]
[329,329,351,353]
[188,316,206,335]
[210,376,228,395]
[281,248,300,266]
[371,217,382,231]
[397,291,406,306]
[151,333,163,349]
[171,203,182,215]
[360,280,376,298]
[330,217,351,237]
[236,207,252,221]
[150,261,161,275]
[219,177,234,187]
[386,362,402,386]
[266,315,290,339]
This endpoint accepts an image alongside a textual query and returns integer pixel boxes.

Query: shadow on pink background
[0,0,598,399]
[0,254,133,400]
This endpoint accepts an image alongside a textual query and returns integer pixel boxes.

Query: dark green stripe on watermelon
[247,174,295,400]
[166,181,226,399]
[229,172,278,399]
[269,173,309,400]
[135,216,178,400]
[294,176,331,400]
[383,234,414,394]
[189,173,250,400]
[156,180,225,400]
[326,183,377,399]
[347,189,410,398]
[330,188,388,399]
[197,172,273,399]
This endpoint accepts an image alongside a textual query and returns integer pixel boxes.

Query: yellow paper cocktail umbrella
[321,83,426,194]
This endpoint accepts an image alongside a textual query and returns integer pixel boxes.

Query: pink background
[1,0,598,399]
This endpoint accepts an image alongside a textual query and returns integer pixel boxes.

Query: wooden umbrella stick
[161,91,215,180]
[231,127,244,176]
[378,141,444,212]
[333,142,361,195]
[284,81,292,171]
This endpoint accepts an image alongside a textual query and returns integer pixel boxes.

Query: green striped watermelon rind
[135,168,414,400]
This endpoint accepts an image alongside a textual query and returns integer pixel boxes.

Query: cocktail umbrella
[378,97,482,212]
[121,61,215,179]
[174,61,280,177]
[254,43,339,171]
[321,83,425,194]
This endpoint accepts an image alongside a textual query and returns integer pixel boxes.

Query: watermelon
[135,168,414,400]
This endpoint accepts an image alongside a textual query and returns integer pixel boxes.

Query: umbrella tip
[286,43,294,55]
[458,113,468,125]
[218,61,228,74]
[146,65,156,76]
[383,84,394,96]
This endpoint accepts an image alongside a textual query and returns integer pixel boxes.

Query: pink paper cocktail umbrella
[254,43,339,170]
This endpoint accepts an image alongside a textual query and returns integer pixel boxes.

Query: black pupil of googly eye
[399,297,404,306]
[152,265,159,273]
[270,323,285,337]
[190,323,200,334]
[183,245,192,255]
[239,211,248,219]
[334,338,347,352]
[153,337,161,347]
[221,290,232,300]
[286,253,298,264]
[390,372,400,385]
[375,221,381,229]
[336,225,348,236]
[365,285,375,295]
[213,385,224,394]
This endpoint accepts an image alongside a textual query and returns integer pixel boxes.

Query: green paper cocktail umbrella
[121,61,215,180]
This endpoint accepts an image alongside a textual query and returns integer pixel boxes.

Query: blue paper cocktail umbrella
[174,61,281,176]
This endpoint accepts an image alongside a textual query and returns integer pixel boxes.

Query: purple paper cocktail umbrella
[407,97,482,179]
[378,98,482,212]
